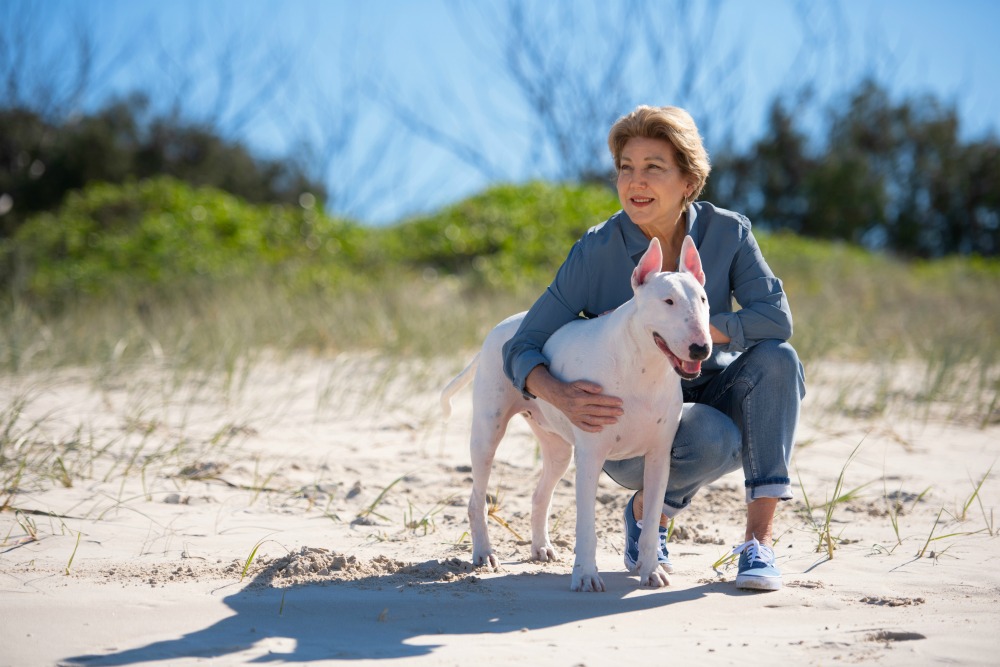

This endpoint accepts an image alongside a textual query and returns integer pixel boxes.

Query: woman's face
[617,136,694,235]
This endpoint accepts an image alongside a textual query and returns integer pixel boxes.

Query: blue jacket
[501,202,794,396]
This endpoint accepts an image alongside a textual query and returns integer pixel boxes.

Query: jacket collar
[621,204,701,263]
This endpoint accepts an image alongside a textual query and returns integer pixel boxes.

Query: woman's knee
[753,339,799,371]
[602,457,643,490]
[746,339,805,397]
[677,403,741,467]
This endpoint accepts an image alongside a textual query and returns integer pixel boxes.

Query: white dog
[441,236,711,592]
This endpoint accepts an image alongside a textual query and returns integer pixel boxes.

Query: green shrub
[376,180,620,287]
[3,176,998,379]
[8,177,370,304]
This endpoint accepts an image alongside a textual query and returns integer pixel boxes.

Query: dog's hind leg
[468,390,521,569]
[525,422,572,562]
[464,316,526,569]
[468,417,503,569]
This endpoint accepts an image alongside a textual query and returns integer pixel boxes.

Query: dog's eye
[664,299,674,305]
[701,296,707,303]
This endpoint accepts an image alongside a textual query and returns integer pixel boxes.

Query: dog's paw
[638,564,670,589]
[472,551,499,571]
[571,564,606,592]
[530,543,558,562]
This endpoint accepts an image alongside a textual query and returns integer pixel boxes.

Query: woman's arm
[710,324,731,345]
[711,228,792,351]
[502,239,591,396]
[502,238,625,432]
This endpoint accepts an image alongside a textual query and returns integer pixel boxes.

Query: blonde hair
[608,105,711,204]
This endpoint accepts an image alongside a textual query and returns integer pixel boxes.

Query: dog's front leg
[637,444,671,588]
[571,445,608,592]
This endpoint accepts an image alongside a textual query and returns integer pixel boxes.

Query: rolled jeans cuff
[661,499,686,519]
[744,481,793,503]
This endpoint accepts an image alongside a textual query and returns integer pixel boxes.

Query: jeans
[602,339,805,516]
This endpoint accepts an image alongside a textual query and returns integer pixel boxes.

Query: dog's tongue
[681,360,702,375]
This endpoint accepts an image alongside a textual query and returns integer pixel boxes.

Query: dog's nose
[689,343,710,360]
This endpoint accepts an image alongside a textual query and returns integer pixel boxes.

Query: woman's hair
[608,105,711,203]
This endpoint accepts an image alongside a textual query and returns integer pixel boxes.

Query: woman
[502,105,805,591]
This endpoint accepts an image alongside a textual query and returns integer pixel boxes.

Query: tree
[708,100,816,235]
[713,79,1000,256]
[0,98,325,239]
[0,1,379,232]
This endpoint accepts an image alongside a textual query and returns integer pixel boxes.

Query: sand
[1,353,998,666]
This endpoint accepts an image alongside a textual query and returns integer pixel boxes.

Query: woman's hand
[525,365,624,433]
[710,324,731,345]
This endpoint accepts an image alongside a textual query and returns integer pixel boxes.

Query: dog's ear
[679,235,705,286]
[631,237,663,289]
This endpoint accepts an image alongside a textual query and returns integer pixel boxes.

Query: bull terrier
[441,235,711,591]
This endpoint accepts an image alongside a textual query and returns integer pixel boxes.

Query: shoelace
[731,537,775,565]
[635,520,670,555]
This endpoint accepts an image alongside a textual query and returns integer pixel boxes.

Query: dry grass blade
[357,474,406,522]
[1,459,27,513]
[818,438,866,559]
[917,508,944,559]
[404,495,454,535]
[961,461,994,522]
[65,531,82,575]
[884,475,903,550]
[487,487,524,542]
[240,536,274,582]
[14,510,38,542]
[712,550,738,572]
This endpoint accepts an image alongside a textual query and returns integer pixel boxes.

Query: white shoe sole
[735,574,782,591]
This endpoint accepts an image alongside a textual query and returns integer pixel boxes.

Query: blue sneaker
[623,493,674,574]
[732,537,781,591]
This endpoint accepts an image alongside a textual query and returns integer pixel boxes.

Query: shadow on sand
[62,561,747,664]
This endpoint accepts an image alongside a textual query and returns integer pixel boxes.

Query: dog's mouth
[653,332,703,379]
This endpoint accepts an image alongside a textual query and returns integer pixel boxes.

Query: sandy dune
[1,354,998,665]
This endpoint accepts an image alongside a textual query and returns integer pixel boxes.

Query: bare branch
[372,84,506,181]
[384,0,750,185]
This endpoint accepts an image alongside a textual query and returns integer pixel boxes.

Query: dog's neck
[599,298,674,379]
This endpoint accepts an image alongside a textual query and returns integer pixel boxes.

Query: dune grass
[0,245,996,542]
[3,231,997,427]
[3,178,995,422]
[1,210,998,562]
[794,435,881,561]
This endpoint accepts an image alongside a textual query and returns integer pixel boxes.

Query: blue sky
[22,0,1000,224]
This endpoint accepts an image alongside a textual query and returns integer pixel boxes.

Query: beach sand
[1,353,998,665]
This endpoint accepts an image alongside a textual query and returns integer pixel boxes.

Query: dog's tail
[440,353,480,419]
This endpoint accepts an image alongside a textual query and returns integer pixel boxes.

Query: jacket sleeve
[502,239,591,397]
[710,228,793,352]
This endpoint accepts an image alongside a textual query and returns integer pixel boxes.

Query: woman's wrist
[524,364,553,401]
[710,324,731,345]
